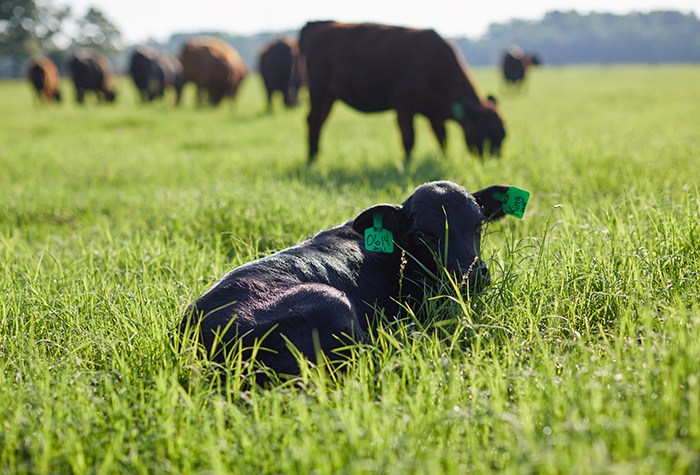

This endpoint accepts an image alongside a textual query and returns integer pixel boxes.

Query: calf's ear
[472,185,510,221]
[351,204,408,235]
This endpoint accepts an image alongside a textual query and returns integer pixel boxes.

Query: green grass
[1,65,699,473]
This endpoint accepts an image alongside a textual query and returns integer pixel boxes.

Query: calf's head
[352,181,511,293]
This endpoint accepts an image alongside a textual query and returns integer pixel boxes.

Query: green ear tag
[364,214,394,253]
[451,102,465,121]
[493,186,531,219]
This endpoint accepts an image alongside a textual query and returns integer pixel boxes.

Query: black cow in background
[129,46,184,103]
[299,21,506,163]
[68,48,116,104]
[258,38,302,111]
[501,45,541,89]
[181,181,524,381]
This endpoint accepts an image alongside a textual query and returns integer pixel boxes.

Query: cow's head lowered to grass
[453,96,506,157]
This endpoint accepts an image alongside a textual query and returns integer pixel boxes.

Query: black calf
[182,181,527,377]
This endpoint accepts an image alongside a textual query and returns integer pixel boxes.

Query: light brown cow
[27,57,61,104]
[180,37,248,106]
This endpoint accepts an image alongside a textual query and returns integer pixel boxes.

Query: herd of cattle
[27,20,540,161]
[25,21,543,378]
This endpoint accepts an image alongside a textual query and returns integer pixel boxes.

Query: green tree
[0,0,41,57]
[454,10,700,66]
[34,1,70,52]
[73,6,122,53]
[0,0,71,75]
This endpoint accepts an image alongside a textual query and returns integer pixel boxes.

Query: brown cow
[300,21,505,163]
[258,38,301,111]
[68,48,117,104]
[27,57,61,104]
[179,37,248,106]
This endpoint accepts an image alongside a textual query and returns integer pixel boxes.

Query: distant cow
[501,45,541,87]
[129,46,184,103]
[258,38,301,111]
[299,21,506,163]
[181,181,519,380]
[68,49,116,104]
[179,37,248,106]
[27,57,61,103]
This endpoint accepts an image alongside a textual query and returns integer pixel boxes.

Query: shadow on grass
[282,153,455,191]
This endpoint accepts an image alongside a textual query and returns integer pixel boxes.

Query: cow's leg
[174,84,183,106]
[282,80,294,108]
[239,284,365,380]
[229,83,240,100]
[76,88,85,104]
[266,88,273,112]
[262,78,273,112]
[396,108,416,161]
[209,90,223,106]
[307,94,334,164]
[429,118,447,153]
[196,86,207,106]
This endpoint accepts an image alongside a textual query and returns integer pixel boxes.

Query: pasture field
[1,65,699,473]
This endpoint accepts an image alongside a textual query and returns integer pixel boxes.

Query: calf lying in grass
[181,181,527,379]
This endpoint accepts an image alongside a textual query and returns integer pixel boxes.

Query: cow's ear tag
[493,186,530,219]
[451,102,465,121]
[364,214,394,253]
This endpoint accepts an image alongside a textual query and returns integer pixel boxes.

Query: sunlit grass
[1,65,699,472]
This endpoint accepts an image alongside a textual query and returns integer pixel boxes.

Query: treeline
[2,6,699,78]
[0,0,122,76]
[455,10,700,65]
[144,10,700,71]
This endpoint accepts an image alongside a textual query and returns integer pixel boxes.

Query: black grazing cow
[258,38,302,111]
[501,45,541,88]
[128,46,184,103]
[182,181,527,380]
[299,21,506,163]
[68,48,116,104]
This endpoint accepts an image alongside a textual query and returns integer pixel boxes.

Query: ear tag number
[451,102,465,121]
[493,186,531,219]
[364,214,394,253]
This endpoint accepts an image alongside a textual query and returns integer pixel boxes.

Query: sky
[62,0,700,43]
